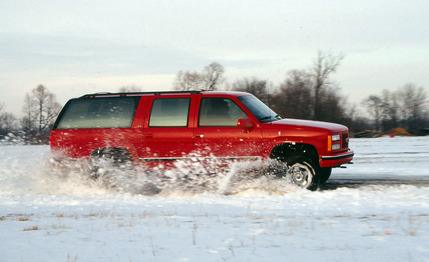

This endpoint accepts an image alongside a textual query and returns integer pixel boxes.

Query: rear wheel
[90,148,133,178]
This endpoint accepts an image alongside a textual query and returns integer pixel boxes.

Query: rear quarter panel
[50,128,141,160]
[50,96,147,161]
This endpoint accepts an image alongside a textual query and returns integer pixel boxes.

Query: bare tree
[231,78,270,103]
[362,95,384,131]
[270,65,348,124]
[202,62,224,90]
[272,70,313,119]
[0,113,17,136]
[118,85,142,93]
[268,52,344,122]
[311,51,343,119]
[174,71,203,91]
[380,89,399,131]
[22,85,61,143]
[174,62,225,91]
[21,94,34,134]
[318,86,349,122]
[396,83,427,132]
[0,103,18,138]
[361,84,428,134]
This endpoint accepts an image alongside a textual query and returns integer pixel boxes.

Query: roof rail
[80,90,203,98]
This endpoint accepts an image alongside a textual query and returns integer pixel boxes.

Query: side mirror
[237,118,254,130]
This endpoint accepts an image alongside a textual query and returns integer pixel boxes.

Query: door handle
[194,134,204,138]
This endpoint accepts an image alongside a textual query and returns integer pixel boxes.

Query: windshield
[238,95,281,123]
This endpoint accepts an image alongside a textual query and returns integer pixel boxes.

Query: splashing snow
[0,145,302,199]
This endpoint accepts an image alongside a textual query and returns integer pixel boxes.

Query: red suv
[50,90,353,189]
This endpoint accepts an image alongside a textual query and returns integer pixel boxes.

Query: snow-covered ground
[0,137,428,262]
[333,136,429,180]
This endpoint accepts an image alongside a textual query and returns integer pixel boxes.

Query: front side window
[56,97,139,129]
[199,98,247,126]
[149,98,190,127]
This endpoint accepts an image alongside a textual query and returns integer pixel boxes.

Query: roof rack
[80,90,203,98]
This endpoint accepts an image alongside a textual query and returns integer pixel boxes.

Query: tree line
[0,52,428,144]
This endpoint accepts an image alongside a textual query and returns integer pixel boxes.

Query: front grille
[342,132,349,149]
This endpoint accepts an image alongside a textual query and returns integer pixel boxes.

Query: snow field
[0,137,428,261]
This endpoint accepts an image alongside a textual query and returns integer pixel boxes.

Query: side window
[56,97,139,129]
[149,98,190,127]
[199,98,247,126]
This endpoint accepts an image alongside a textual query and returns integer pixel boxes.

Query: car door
[140,94,196,161]
[194,96,262,159]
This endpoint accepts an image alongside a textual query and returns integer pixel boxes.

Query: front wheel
[285,156,319,190]
[318,168,332,184]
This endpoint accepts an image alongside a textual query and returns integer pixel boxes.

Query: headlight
[331,134,341,141]
[331,143,341,150]
[328,134,342,151]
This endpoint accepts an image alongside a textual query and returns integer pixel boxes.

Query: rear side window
[55,97,140,129]
[199,98,247,126]
[149,98,190,127]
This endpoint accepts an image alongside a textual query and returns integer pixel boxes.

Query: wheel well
[91,147,133,162]
[270,143,319,164]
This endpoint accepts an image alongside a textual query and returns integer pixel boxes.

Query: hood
[270,118,347,133]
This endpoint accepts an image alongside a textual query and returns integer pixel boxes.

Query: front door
[194,96,262,159]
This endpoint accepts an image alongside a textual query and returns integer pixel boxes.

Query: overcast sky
[1,0,428,115]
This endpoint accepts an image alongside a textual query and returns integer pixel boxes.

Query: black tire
[285,156,319,191]
[88,148,138,192]
[318,168,332,184]
[90,148,133,178]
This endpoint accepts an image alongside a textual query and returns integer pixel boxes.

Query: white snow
[333,136,429,179]
[0,137,428,262]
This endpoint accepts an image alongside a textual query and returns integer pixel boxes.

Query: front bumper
[319,151,354,168]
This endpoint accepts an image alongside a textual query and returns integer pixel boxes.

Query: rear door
[140,94,197,160]
[193,95,263,159]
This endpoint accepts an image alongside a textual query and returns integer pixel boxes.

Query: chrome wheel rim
[289,163,313,188]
